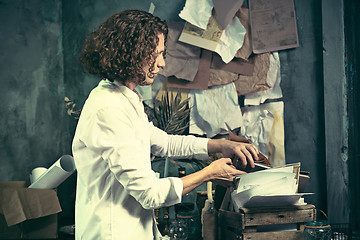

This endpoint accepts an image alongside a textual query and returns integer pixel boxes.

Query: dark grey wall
[322,0,349,223]
[280,0,326,211]
[0,0,68,180]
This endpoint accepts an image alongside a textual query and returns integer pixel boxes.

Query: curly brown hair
[79,9,167,85]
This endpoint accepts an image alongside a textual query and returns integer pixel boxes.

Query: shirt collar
[100,79,143,103]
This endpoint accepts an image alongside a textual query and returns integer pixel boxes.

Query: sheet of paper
[241,194,311,208]
[179,15,223,53]
[179,16,246,63]
[178,0,246,63]
[236,164,299,189]
[232,176,297,209]
[148,2,155,14]
[166,49,212,90]
[234,52,271,96]
[235,171,296,193]
[244,52,282,105]
[208,68,238,87]
[208,53,255,89]
[158,21,201,82]
[240,103,274,159]
[179,0,213,29]
[28,155,76,189]
[215,16,246,63]
[211,53,254,75]
[249,0,299,54]
[235,7,253,60]
[189,82,243,137]
[212,0,244,29]
[240,101,285,167]
[29,167,47,184]
[231,163,310,209]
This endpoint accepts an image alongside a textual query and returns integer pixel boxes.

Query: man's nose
[158,55,166,68]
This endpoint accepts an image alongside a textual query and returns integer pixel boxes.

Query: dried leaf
[153,88,190,135]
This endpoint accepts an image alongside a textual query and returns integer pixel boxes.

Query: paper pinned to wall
[249,0,299,54]
[166,49,212,90]
[240,104,274,159]
[148,2,155,14]
[179,15,222,55]
[210,52,254,76]
[214,17,246,63]
[234,6,253,60]
[189,82,243,138]
[212,0,244,29]
[158,21,201,82]
[178,0,246,63]
[244,52,282,106]
[28,155,76,189]
[178,0,213,29]
[240,101,285,167]
[179,15,246,64]
[233,52,271,96]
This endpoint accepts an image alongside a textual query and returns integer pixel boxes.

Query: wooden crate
[217,190,316,240]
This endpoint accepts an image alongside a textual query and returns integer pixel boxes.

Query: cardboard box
[0,181,62,239]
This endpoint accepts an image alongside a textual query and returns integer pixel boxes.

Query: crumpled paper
[240,101,285,167]
[158,21,201,82]
[178,0,246,63]
[178,0,213,29]
[244,52,282,105]
[189,82,243,138]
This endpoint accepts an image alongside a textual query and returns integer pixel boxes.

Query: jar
[304,220,332,240]
[168,214,201,240]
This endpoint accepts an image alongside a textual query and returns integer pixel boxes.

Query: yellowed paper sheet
[179,15,222,52]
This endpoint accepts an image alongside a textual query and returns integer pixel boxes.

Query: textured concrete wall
[280,0,327,211]
[0,0,67,180]
[322,0,349,224]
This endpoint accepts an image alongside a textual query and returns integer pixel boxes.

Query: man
[73,9,259,240]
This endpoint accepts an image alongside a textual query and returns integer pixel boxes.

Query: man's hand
[181,158,245,195]
[208,139,259,169]
[206,157,246,187]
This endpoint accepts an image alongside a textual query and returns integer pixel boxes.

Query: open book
[231,162,313,210]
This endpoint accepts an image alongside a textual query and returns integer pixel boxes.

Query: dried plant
[153,89,190,135]
[152,89,215,168]
[64,97,81,120]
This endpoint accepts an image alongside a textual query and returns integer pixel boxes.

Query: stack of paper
[231,163,312,210]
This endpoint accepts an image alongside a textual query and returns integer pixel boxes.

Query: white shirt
[72,80,209,240]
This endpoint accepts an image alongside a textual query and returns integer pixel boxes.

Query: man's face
[141,33,166,86]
